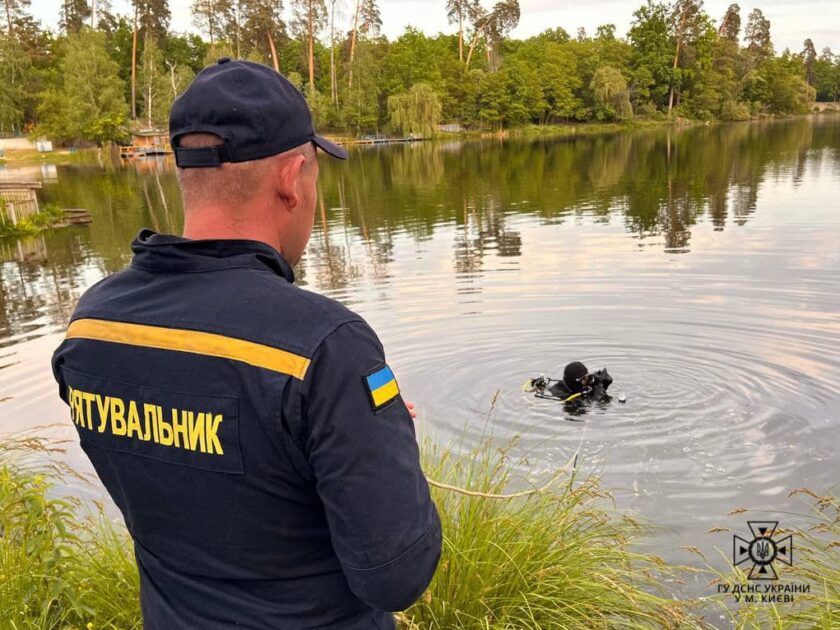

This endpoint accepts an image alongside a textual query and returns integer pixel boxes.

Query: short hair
[175,133,315,211]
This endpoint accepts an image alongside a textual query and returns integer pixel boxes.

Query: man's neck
[183,207,283,255]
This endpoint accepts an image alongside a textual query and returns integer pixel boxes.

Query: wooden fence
[0,182,41,226]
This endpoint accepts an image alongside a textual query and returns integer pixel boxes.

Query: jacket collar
[130,228,296,283]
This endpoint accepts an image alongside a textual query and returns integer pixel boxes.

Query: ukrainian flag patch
[365,364,400,411]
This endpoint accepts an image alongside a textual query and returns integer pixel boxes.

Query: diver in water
[525,361,618,405]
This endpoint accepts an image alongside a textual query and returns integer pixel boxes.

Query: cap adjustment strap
[174,143,234,168]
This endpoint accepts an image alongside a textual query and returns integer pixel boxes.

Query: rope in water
[424,450,578,500]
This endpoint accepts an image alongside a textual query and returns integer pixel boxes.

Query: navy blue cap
[169,58,347,167]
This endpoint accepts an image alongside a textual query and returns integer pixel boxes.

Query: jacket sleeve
[300,319,442,612]
[51,339,69,404]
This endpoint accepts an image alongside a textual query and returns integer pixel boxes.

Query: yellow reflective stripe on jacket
[66,318,311,380]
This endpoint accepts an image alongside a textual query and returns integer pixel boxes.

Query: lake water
[1,118,839,602]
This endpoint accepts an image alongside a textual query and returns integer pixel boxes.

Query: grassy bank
[401,436,698,628]
[0,203,68,239]
[1,432,837,629]
[0,148,102,167]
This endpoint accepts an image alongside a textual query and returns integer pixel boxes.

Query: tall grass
[0,433,140,629]
[400,436,700,629]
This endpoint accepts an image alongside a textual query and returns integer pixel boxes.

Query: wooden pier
[346,135,426,146]
[57,209,93,226]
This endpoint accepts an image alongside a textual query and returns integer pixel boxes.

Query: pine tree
[802,38,817,86]
[3,0,30,36]
[349,0,380,89]
[192,0,229,47]
[744,8,772,60]
[465,0,520,69]
[132,0,170,43]
[61,0,91,34]
[239,0,285,69]
[667,0,706,115]
[718,3,740,42]
[290,0,327,91]
[358,0,380,36]
[446,0,480,63]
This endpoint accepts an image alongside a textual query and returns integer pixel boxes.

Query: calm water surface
[1,118,839,600]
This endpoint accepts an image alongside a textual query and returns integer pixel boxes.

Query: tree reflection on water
[0,116,837,339]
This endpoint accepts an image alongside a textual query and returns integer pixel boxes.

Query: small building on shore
[122,129,171,158]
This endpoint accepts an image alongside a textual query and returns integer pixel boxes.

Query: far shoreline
[1,109,838,168]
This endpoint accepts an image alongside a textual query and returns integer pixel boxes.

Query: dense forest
[0,0,838,144]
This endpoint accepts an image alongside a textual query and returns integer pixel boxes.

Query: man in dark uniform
[51,59,442,629]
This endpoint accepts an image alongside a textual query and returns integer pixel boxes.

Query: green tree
[667,0,707,115]
[476,69,509,129]
[0,34,30,133]
[742,51,813,114]
[166,32,209,73]
[388,82,442,136]
[342,38,381,132]
[763,53,815,113]
[103,15,134,109]
[163,60,194,114]
[382,27,445,96]
[591,65,632,121]
[512,38,581,122]
[814,48,839,102]
[537,27,570,44]
[629,2,672,112]
[593,22,632,71]
[358,0,381,36]
[744,8,772,61]
[700,8,747,120]
[138,34,169,126]
[38,28,128,144]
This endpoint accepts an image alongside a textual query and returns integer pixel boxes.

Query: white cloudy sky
[29,0,840,53]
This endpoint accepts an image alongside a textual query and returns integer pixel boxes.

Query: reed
[399,435,700,629]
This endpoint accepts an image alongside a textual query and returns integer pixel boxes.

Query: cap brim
[313,134,348,160]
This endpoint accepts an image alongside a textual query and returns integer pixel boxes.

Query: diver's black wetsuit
[548,381,611,402]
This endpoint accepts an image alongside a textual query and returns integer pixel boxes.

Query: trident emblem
[733,521,793,580]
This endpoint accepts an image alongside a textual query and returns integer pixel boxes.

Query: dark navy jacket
[51,229,442,629]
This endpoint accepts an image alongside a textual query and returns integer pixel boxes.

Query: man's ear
[274,153,306,210]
